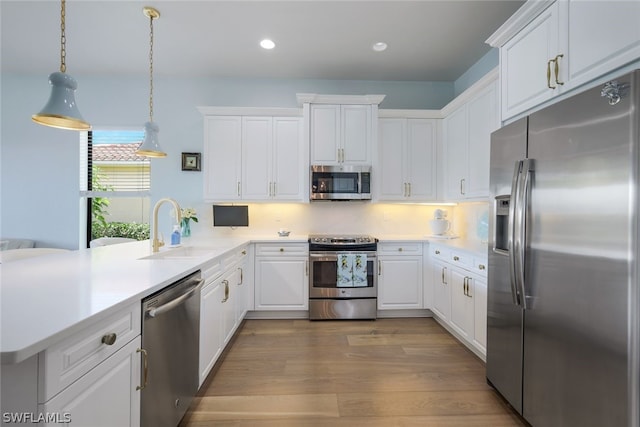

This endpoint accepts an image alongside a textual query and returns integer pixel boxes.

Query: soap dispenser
[170,224,181,246]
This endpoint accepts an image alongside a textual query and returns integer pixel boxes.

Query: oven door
[309,251,377,298]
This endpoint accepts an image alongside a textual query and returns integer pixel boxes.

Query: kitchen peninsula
[1,234,485,426]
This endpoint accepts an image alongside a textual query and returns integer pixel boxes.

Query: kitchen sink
[139,246,215,260]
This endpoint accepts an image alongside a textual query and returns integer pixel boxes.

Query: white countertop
[0,233,484,364]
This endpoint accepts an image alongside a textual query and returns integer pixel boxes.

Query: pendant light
[136,6,166,158]
[32,0,90,131]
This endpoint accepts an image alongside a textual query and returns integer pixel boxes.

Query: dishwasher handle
[146,278,204,318]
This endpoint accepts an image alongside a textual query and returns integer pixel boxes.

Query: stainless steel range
[308,235,378,320]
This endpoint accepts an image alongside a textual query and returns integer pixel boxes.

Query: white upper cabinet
[300,93,385,166]
[203,116,242,201]
[200,108,306,202]
[566,0,640,89]
[442,74,498,201]
[377,117,438,201]
[310,104,372,165]
[488,0,640,121]
[498,2,562,120]
[242,116,304,200]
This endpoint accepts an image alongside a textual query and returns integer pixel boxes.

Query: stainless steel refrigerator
[487,69,640,427]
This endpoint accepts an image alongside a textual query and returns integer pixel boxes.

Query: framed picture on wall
[181,152,201,171]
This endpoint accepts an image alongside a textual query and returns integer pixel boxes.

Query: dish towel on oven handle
[352,253,367,287]
[337,254,354,287]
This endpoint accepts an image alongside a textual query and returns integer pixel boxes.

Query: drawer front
[378,242,423,255]
[255,243,308,256]
[430,245,450,259]
[39,303,141,402]
[202,258,223,281]
[449,251,473,269]
[474,257,488,276]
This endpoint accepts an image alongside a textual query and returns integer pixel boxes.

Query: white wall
[1,73,456,249]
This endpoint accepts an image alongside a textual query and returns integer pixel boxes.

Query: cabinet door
[41,337,141,427]
[406,119,437,200]
[465,83,498,198]
[199,279,223,386]
[204,116,242,200]
[377,118,406,200]
[221,276,236,345]
[567,0,640,89]
[501,2,561,119]
[443,106,468,200]
[341,105,372,164]
[449,269,474,341]
[473,276,488,353]
[254,257,308,310]
[378,256,423,310]
[310,104,340,164]
[242,117,272,200]
[273,117,305,200]
[432,260,451,320]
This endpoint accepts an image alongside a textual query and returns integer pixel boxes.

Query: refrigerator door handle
[516,159,534,310]
[508,160,523,306]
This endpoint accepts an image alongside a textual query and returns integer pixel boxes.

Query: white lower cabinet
[431,258,451,320]
[254,243,309,310]
[377,242,423,310]
[199,245,251,386]
[199,274,224,386]
[0,303,142,427]
[41,337,141,427]
[428,244,488,358]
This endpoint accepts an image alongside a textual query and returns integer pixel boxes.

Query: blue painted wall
[1,73,459,248]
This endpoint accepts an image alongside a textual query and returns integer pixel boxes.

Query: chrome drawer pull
[136,348,148,390]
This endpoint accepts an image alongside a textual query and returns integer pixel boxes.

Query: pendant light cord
[60,0,66,73]
[148,13,155,123]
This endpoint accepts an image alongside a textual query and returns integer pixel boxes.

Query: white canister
[429,219,451,235]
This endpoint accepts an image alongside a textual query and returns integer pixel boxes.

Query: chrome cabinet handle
[305,260,309,276]
[479,264,486,270]
[435,250,440,255]
[453,256,460,261]
[441,266,447,285]
[237,182,241,196]
[554,54,564,85]
[136,348,148,390]
[238,267,243,285]
[408,183,411,197]
[378,262,382,276]
[398,247,403,252]
[279,247,284,252]
[221,279,230,303]
[460,178,465,195]
[547,59,556,89]
[242,250,247,255]
[101,333,117,346]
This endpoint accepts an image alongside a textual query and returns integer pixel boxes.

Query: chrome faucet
[151,198,182,252]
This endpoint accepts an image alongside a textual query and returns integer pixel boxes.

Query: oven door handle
[309,252,377,258]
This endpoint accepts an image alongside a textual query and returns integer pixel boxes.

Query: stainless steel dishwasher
[140,270,203,427]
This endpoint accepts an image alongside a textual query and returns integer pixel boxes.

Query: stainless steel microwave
[310,165,371,201]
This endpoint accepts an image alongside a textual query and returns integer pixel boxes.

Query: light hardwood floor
[180,317,527,426]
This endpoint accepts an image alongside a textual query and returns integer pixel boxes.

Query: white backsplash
[188,202,461,238]
[452,202,489,244]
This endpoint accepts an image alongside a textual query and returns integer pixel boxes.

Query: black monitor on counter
[212,205,249,227]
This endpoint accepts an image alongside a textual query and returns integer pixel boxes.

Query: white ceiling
[0,0,524,82]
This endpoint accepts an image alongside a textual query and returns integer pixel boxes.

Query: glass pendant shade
[32,72,90,131]
[136,121,166,157]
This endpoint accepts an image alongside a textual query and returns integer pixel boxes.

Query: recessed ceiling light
[260,39,275,50]
[372,42,388,52]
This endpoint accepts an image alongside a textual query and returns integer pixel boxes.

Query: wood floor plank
[180,318,526,426]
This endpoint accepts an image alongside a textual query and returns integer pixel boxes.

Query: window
[80,130,151,248]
